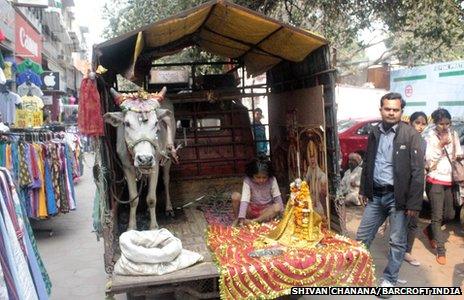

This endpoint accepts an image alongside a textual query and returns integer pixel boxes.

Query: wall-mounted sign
[41,71,60,91]
[149,69,189,84]
[12,0,48,7]
[42,95,53,105]
[15,12,42,63]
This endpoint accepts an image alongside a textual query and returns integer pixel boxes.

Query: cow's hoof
[166,210,175,218]
[149,224,159,230]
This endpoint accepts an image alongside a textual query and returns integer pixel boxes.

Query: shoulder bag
[443,132,464,206]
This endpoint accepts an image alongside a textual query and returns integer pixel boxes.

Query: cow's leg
[162,162,174,217]
[124,167,139,230]
[147,164,160,229]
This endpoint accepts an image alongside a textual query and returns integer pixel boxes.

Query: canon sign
[15,12,42,63]
[19,27,38,57]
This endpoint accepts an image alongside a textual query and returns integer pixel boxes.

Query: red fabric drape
[78,78,104,136]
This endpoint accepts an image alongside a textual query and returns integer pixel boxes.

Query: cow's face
[104,109,160,169]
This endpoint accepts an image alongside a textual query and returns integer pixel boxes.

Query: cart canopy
[93,0,327,79]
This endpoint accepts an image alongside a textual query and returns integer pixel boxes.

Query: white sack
[114,229,203,276]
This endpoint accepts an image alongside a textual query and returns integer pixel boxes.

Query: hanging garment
[0,169,51,297]
[16,58,44,75]
[21,95,44,110]
[0,192,38,300]
[0,227,20,300]
[18,143,33,187]
[33,145,48,219]
[44,156,57,216]
[50,143,63,212]
[0,91,22,124]
[0,49,4,68]
[0,170,49,299]
[3,62,14,81]
[17,70,43,87]
[4,168,52,295]
[0,68,5,85]
[78,78,104,136]
[18,82,44,97]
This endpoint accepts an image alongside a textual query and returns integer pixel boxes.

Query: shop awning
[93,0,327,80]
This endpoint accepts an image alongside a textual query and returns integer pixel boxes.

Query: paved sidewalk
[35,154,108,299]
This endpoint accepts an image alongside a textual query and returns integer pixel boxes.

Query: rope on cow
[112,175,149,205]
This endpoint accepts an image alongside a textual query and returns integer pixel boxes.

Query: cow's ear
[156,108,172,120]
[103,112,124,127]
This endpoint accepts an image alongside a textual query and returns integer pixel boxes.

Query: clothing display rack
[0,167,52,298]
[0,128,80,224]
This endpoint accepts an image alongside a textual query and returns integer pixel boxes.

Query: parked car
[338,118,381,171]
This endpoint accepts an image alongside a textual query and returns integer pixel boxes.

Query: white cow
[104,87,178,230]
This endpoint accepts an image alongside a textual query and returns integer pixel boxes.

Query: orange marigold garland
[207,180,376,299]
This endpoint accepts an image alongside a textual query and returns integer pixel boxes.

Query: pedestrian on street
[403,111,428,267]
[356,92,424,292]
[423,108,463,265]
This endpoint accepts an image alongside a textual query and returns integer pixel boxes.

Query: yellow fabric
[5,145,11,170]
[21,96,44,110]
[144,5,211,47]
[34,145,48,219]
[256,181,323,249]
[99,0,327,78]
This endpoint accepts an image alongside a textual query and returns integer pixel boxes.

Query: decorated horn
[158,86,167,99]
[110,87,121,99]
[110,88,123,104]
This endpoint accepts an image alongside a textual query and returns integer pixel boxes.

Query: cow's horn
[110,88,121,99]
[158,86,167,99]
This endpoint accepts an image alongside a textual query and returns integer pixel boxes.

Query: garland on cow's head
[120,99,160,113]
[110,88,165,113]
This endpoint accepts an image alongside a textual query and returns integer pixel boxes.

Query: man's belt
[373,184,394,195]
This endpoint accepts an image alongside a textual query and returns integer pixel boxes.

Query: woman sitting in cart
[232,159,284,226]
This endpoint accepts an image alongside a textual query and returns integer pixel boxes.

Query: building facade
[0,0,87,121]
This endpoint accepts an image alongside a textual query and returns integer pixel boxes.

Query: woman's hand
[456,154,464,161]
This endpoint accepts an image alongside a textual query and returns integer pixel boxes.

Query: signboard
[0,0,15,45]
[15,109,43,128]
[42,95,53,105]
[149,69,189,84]
[41,71,60,91]
[13,0,48,7]
[390,60,464,117]
[15,12,42,63]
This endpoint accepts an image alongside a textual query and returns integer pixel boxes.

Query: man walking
[357,92,424,292]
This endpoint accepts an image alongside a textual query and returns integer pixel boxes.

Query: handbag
[443,133,464,207]
[443,134,464,184]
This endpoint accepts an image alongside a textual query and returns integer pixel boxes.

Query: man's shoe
[423,227,437,249]
[436,255,446,265]
[397,278,407,284]
[377,279,394,299]
[404,253,421,266]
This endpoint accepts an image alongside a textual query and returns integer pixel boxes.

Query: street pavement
[34,153,464,299]
[34,154,108,299]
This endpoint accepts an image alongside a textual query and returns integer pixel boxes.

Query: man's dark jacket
[359,121,424,211]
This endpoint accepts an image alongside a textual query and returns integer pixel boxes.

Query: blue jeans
[356,192,408,284]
